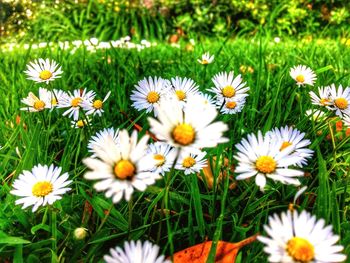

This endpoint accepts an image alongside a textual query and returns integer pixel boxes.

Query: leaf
[172,234,258,263]
[31,224,50,235]
[315,65,333,74]
[0,232,30,245]
[316,147,329,220]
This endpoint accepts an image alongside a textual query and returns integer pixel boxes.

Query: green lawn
[0,36,349,262]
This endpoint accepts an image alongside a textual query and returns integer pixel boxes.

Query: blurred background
[1,0,350,45]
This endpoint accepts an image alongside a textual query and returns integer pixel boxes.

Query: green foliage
[168,0,350,37]
[2,0,350,44]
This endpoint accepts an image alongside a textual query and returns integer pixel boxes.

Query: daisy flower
[83,129,161,203]
[82,91,111,116]
[258,210,347,263]
[309,86,331,106]
[266,126,314,167]
[148,95,228,154]
[216,97,247,115]
[71,118,91,129]
[20,87,53,112]
[209,71,249,101]
[58,88,96,120]
[175,150,207,175]
[234,131,304,191]
[88,128,120,157]
[104,240,170,263]
[197,52,214,65]
[147,142,177,176]
[130,76,171,116]
[168,76,200,106]
[327,84,350,117]
[10,164,72,212]
[290,65,316,86]
[24,58,63,84]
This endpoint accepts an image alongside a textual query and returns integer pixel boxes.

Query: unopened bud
[74,227,88,240]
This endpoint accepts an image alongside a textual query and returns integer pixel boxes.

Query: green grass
[0,35,350,262]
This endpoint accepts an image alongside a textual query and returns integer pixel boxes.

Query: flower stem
[51,208,57,263]
[159,149,181,260]
[128,195,133,240]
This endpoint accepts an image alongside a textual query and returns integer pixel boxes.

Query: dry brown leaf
[172,234,258,263]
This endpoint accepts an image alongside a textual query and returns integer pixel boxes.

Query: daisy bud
[74,227,88,240]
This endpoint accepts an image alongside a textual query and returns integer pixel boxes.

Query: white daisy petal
[103,240,171,263]
[11,164,71,211]
[234,129,305,191]
[326,84,350,117]
[24,58,63,84]
[290,64,316,86]
[130,76,171,116]
[198,52,214,65]
[259,210,347,263]
[148,94,228,152]
[209,71,249,101]
[83,129,161,204]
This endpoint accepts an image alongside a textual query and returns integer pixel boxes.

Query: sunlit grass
[0,36,350,262]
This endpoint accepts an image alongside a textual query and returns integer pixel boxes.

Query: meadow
[0,34,350,262]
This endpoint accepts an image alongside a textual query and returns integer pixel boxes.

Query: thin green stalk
[51,208,57,263]
[128,196,133,240]
[160,149,180,260]
[96,203,114,233]
[206,155,231,263]
[40,110,47,127]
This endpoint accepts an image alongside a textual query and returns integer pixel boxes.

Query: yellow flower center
[255,156,276,174]
[175,90,186,101]
[93,99,103,109]
[154,154,165,167]
[32,181,53,197]
[39,70,53,80]
[76,120,85,128]
[33,100,45,110]
[280,141,292,151]
[286,237,315,262]
[172,123,195,146]
[114,160,136,180]
[71,97,82,107]
[201,59,209,65]
[182,157,196,168]
[335,98,348,110]
[51,98,58,106]
[147,91,160,103]
[222,85,236,98]
[226,101,237,109]
[319,98,330,106]
[296,74,305,83]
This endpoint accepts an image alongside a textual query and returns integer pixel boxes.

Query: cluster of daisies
[4,36,157,53]
[83,93,229,203]
[130,71,249,116]
[290,64,350,127]
[9,56,347,262]
[310,84,350,126]
[21,58,111,128]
